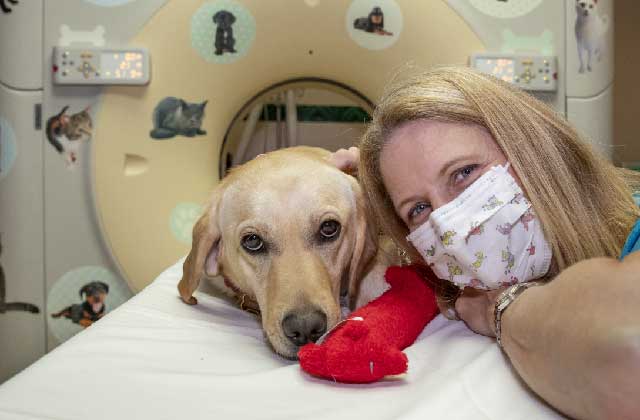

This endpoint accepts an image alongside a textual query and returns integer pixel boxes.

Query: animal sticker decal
[0,235,40,315]
[346,0,402,50]
[575,0,609,73]
[213,10,237,55]
[353,6,393,36]
[150,97,208,139]
[191,1,256,64]
[47,266,133,343]
[0,0,18,14]
[51,281,109,327]
[46,105,93,168]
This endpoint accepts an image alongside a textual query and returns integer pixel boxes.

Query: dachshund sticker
[346,0,402,50]
[353,7,393,36]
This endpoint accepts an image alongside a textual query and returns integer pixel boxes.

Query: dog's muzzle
[281,308,327,347]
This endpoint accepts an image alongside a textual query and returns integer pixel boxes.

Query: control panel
[52,47,150,85]
[470,53,557,92]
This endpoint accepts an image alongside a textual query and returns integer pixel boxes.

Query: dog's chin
[265,334,300,360]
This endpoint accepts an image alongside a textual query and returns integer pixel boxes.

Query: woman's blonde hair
[359,66,640,287]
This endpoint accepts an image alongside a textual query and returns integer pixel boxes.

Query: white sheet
[0,260,565,420]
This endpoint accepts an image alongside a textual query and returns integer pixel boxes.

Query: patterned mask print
[406,163,552,290]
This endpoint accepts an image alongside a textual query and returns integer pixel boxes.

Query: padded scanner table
[0,260,565,420]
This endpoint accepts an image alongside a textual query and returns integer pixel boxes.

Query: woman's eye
[409,202,431,220]
[241,233,265,253]
[453,164,478,184]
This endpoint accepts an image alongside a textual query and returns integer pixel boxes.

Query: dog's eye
[241,234,265,253]
[319,220,341,240]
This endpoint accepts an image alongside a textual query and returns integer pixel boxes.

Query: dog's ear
[79,284,89,299]
[177,187,224,305]
[345,176,378,307]
[212,11,223,24]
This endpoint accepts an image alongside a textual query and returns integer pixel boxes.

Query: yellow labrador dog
[178,146,394,359]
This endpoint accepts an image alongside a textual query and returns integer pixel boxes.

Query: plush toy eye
[319,220,341,240]
[241,234,265,253]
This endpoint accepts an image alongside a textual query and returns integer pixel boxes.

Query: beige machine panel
[0,0,43,89]
[93,0,483,291]
[0,86,45,382]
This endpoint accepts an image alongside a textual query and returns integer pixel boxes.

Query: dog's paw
[181,296,198,305]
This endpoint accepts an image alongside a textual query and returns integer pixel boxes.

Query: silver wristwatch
[494,281,543,350]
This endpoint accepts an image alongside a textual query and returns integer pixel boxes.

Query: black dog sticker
[213,10,237,55]
[353,6,393,36]
[51,281,109,328]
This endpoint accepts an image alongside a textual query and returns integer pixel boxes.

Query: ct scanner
[0,0,614,382]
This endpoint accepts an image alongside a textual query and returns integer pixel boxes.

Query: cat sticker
[150,97,208,139]
[0,234,40,315]
[0,0,18,14]
[46,105,93,169]
[575,0,609,73]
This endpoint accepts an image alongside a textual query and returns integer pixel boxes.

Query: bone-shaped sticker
[58,24,106,47]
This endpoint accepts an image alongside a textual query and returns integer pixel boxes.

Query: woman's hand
[454,287,504,337]
[329,146,360,175]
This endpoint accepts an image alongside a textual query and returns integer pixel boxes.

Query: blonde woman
[332,67,640,419]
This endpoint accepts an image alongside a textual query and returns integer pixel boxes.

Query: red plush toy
[298,265,440,383]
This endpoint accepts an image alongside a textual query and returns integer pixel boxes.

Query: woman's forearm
[499,254,640,419]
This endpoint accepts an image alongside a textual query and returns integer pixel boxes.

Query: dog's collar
[223,277,261,316]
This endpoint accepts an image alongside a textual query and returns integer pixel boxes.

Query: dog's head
[576,0,597,17]
[213,11,236,28]
[369,7,384,26]
[80,281,109,313]
[178,147,378,359]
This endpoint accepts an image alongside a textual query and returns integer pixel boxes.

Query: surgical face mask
[406,163,552,290]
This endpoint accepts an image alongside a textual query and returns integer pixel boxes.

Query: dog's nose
[282,309,327,346]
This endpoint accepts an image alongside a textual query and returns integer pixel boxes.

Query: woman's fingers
[329,147,360,174]
[455,287,503,337]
